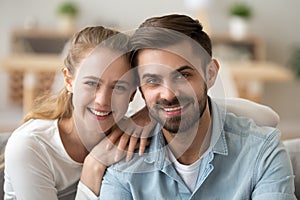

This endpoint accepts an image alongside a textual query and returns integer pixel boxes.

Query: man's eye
[175,73,190,80]
[146,78,160,85]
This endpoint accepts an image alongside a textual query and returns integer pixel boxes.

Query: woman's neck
[58,117,89,163]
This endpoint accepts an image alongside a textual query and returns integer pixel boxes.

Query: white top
[167,147,201,192]
[4,119,82,200]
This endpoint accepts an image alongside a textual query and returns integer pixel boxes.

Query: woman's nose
[94,87,111,107]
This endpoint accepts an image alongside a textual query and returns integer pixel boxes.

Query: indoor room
[0,0,299,138]
[0,0,299,199]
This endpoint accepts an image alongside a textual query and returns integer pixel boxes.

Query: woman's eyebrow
[113,80,130,85]
[83,76,99,81]
[83,76,130,85]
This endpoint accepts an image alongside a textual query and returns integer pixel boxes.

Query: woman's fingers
[138,138,148,156]
[90,137,126,166]
[126,136,139,162]
[115,133,130,161]
[106,126,123,150]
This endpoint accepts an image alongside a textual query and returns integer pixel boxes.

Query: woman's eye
[85,81,99,88]
[114,85,127,91]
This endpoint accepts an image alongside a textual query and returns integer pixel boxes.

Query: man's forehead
[137,44,206,75]
[138,41,205,66]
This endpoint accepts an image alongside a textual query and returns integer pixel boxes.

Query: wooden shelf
[11,28,74,54]
[211,34,265,61]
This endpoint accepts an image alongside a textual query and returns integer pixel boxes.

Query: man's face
[137,45,208,134]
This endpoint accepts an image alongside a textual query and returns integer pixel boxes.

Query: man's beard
[149,85,208,134]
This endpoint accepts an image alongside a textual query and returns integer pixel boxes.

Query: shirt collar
[209,98,228,156]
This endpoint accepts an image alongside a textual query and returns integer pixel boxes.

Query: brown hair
[130,14,212,70]
[23,26,130,122]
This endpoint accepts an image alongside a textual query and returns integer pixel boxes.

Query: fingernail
[139,149,144,156]
[114,153,120,162]
[106,143,113,150]
[126,154,131,162]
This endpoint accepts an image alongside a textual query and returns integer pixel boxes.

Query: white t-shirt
[4,119,82,200]
[167,147,201,192]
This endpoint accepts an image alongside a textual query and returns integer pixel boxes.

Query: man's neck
[163,102,211,165]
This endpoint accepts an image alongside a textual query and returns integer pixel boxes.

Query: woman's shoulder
[11,119,58,137]
[7,119,59,149]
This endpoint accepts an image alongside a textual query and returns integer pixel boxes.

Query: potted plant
[56,2,79,31]
[289,47,300,79]
[228,2,252,39]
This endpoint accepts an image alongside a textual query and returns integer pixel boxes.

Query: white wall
[0,0,299,135]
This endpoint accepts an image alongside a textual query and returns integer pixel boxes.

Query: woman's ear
[206,59,220,89]
[63,68,74,93]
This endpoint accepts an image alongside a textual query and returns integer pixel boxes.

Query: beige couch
[0,133,299,198]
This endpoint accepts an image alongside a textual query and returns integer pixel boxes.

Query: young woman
[4,26,145,200]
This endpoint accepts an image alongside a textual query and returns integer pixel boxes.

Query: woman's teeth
[90,108,110,116]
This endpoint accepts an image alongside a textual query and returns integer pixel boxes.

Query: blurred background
[0,0,299,139]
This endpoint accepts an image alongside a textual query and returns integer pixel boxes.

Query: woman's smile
[88,107,113,120]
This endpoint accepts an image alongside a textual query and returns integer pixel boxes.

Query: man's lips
[163,105,183,117]
[158,102,192,116]
[163,105,183,112]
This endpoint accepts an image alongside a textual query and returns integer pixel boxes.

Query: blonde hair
[23,26,130,122]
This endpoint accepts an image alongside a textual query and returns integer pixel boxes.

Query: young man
[97,14,296,199]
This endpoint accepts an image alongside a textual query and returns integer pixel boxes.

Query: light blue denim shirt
[99,99,296,200]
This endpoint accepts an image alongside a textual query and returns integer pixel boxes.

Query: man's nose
[159,83,177,101]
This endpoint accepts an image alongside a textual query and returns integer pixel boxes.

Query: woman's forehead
[77,48,130,75]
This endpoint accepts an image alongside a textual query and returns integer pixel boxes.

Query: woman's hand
[80,135,127,196]
[80,107,155,196]
[107,106,156,161]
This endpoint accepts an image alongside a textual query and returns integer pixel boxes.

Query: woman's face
[67,48,135,149]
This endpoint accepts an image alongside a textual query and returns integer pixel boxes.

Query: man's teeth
[164,106,182,112]
[90,108,110,116]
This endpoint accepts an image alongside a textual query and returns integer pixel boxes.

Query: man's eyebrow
[171,65,195,75]
[142,73,162,80]
[142,65,194,79]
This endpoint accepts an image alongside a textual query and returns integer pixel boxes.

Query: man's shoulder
[219,112,282,158]
[224,111,281,141]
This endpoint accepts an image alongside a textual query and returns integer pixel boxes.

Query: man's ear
[206,59,219,89]
[63,68,74,93]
